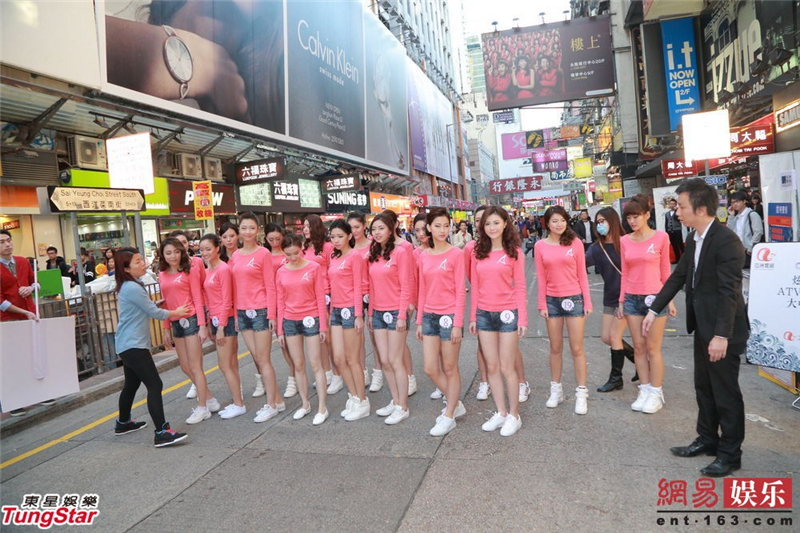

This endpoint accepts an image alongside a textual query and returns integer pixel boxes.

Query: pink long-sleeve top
[619,231,671,301]
[470,248,528,326]
[304,242,334,294]
[356,245,370,295]
[191,256,206,309]
[368,246,412,319]
[412,246,424,304]
[395,239,416,302]
[464,240,477,283]
[534,239,592,312]
[159,267,207,328]
[203,261,235,327]
[275,261,328,335]
[229,247,277,320]
[271,252,288,276]
[416,246,467,327]
[328,249,364,316]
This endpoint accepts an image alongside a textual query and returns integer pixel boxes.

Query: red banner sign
[729,123,774,156]
[661,159,699,179]
[489,176,543,195]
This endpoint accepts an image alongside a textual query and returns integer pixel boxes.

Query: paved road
[1,262,798,532]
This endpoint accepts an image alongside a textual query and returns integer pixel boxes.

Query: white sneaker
[407,375,418,396]
[253,404,278,423]
[575,386,588,415]
[364,368,370,387]
[218,403,235,416]
[376,401,396,417]
[482,412,508,432]
[631,384,650,412]
[545,382,564,408]
[500,415,522,437]
[341,394,354,418]
[429,415,456,436]
[325,370,333,386]
[312,410,329,425]
[385,407,409,425]
[206,397,221,413]
[284,376,298,398]
[276,402,286,412]
[442,400,467,419]
[519,382,531,403]
[186,383,197,399]
[252,374,265,397]
[429,388,443,400]
[345,397,370,421]
[186,406,211,425]
[220,404,247,420]
[327,375,344,395]
[293,406,312,420]
[642,387,664,414]
[476,382,490,401]
[369,370,384,392]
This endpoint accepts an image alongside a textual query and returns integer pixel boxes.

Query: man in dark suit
[643,178,749,477]
[572,209,595,251]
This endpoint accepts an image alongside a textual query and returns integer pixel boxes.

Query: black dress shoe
[670,439,717,458]
[701,458,741,477]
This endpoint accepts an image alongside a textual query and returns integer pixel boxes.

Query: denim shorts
[623,294,667,317]
[476,309,518,333]
[421,312,455,341]
[545,295,585,318]
[283,317,321,337]
[209,317,237,337]
[236,308,270,332]
[171,314,200,338]
[372,309,400,331]
[330,306,357,329]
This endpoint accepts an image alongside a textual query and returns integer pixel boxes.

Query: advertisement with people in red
[481,17,615,110]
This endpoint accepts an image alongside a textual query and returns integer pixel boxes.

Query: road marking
[0,350,252,470]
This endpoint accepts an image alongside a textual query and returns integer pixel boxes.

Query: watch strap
[162,25,190,100]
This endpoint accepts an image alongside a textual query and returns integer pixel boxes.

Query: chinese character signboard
[729,124,775,156]
[661,159,699,180]
[481,17,615,111]
[236,157,286,184]
[192,180,214,220]
[656,476,793,513]
[660,18,701,131]
[573,157,593,178]
[746,243,800,373]
[325,190,369,212]
[273,180,300,202]
[321,174,359,193]
[46,186,146,213]
[369,192,411,213]
[489,176,543,195]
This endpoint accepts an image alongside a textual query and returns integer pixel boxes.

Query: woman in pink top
[469,207,527,436]
[276,234,329,426]
[368,213,413,425]
[416,208,466,437]
[328,219,369,421]
[534,206,592,415]
[617,195,676,415]
[266,223,297,400]
[231,212,283,424]
[413,213,444,401]
[348,212,384,393]
[199,234,245,419]
[158,238,219,425]
[303,215,339,393]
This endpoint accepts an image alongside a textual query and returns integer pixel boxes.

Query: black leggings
[118,348,166,430]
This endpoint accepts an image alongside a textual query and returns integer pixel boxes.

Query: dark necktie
[7,260,16,276]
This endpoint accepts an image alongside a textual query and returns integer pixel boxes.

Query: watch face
[165,36,193,82]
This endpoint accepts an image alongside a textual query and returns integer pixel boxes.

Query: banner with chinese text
[192,181,214,220]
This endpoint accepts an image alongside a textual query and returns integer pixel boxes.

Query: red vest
[0,256,36,321]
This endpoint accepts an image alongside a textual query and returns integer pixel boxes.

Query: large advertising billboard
[99,0,409,176]
[481,17,615,111]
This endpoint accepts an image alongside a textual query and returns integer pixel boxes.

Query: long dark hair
[158,237,191,273]
[544,206,576,246]
[475,206,519,260]
[382,209,403,238]
[264,222,285,252]
[329,219,355,259]
[368,213,397,262]
[303,214,327,256]
[595,207,622,254]
[115,247,143,293]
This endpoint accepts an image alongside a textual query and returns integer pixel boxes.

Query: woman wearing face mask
[328,219,369,421]
[276,234,329,425]
[368,213,413,425]
[534,206,592,415]
[617,195,676,414]
[348,211,384,393]
[114,247,191,447]
[200,234,246,419]
[585,209,638,393]
[158,238,219,424]
[265,223,297,399]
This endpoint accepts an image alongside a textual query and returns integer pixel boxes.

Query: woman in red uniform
[266,223,296,399]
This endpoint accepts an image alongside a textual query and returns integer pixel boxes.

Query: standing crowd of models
[113,195,688,446]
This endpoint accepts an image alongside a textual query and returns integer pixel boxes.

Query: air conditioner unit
[67,135,107,170]
[203,157,223,181]
[155,151,180,177]
[176,152,202,179]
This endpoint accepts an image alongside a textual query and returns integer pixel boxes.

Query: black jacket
[572,220,595,242]
[650,220,749,346]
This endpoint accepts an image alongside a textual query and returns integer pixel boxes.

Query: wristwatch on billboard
[162,25,193,100]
